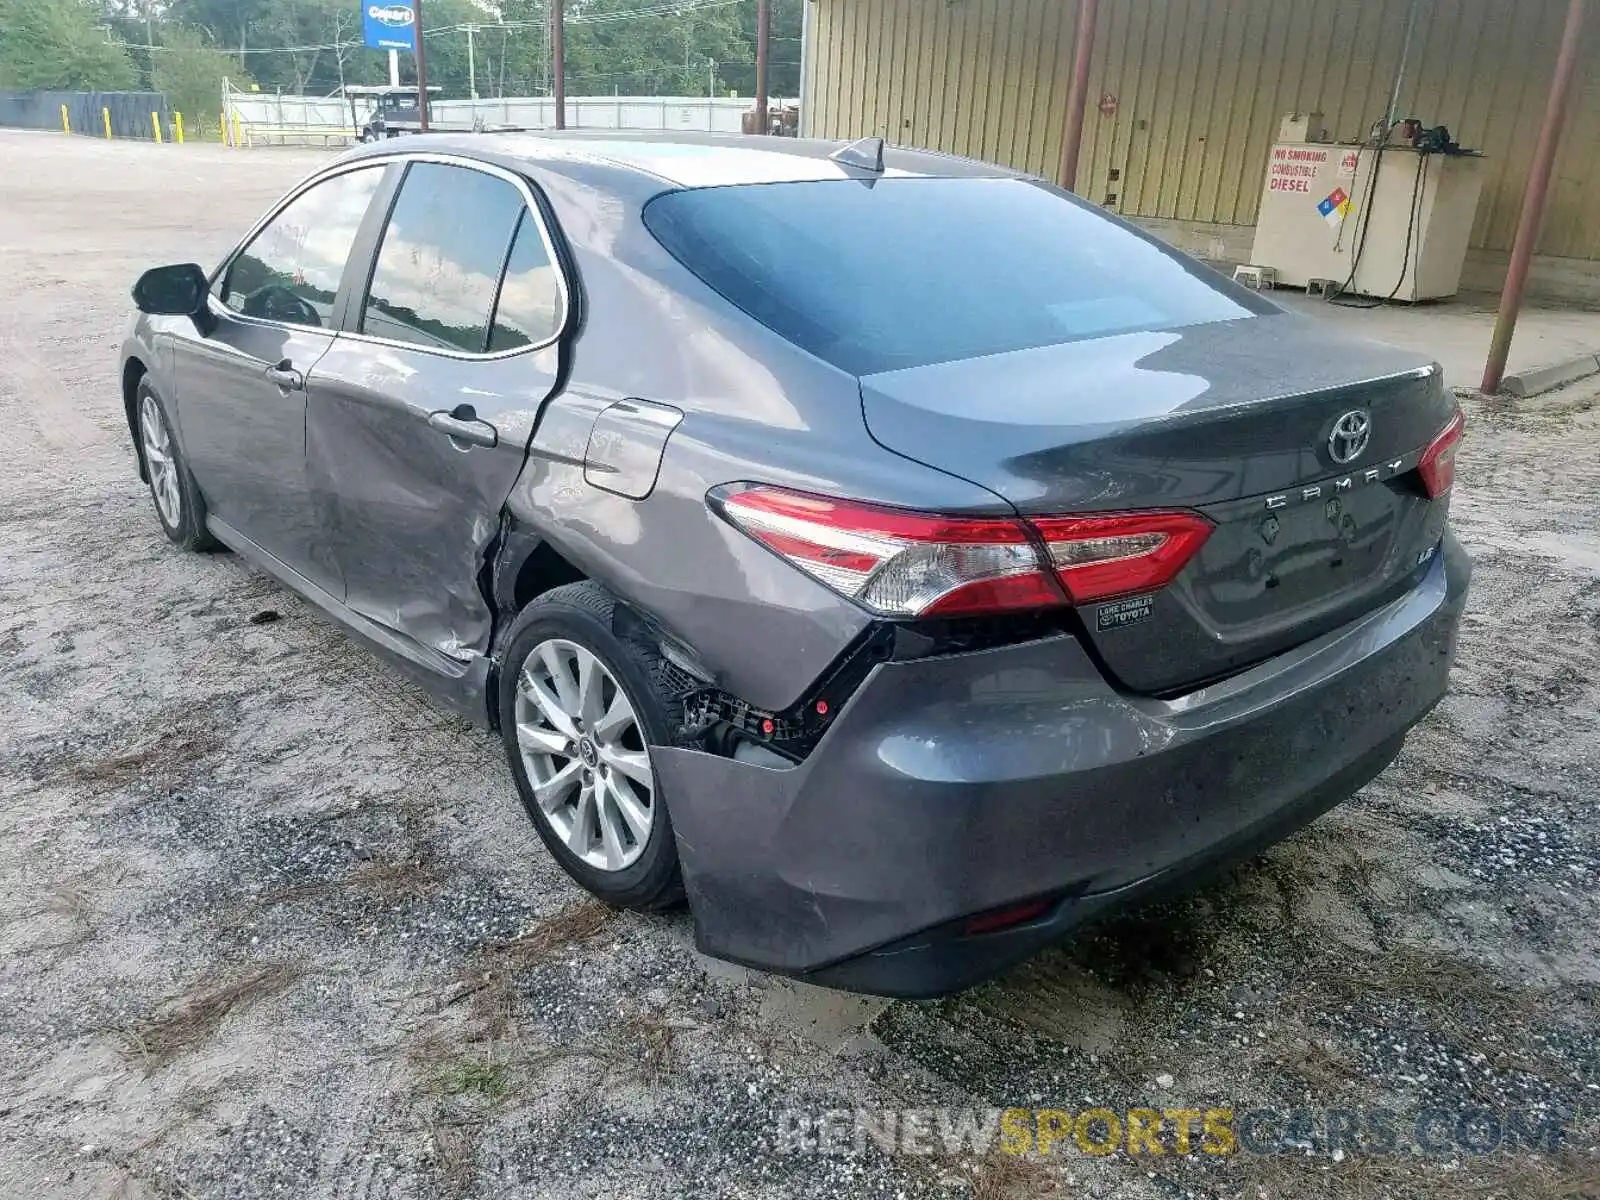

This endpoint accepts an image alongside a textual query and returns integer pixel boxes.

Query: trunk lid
[859,313,1457,694]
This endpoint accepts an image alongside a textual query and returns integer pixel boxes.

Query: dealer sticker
[1097,593,1155,631]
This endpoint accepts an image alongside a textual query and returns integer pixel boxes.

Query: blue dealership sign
[363,1,417,52]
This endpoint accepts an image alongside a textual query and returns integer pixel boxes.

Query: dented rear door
[307,160,570,663]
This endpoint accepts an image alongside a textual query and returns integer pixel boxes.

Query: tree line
[0,0,803,124]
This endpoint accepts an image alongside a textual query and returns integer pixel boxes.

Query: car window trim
[484,207,536,355]
[206,159,399,335]
[340,152,573,362]
[331,159,407,333]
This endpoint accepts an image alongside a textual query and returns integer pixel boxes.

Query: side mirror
[132,263,209,317]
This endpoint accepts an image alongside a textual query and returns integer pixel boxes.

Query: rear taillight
[715,486,1213,618]
[715,486,1060,618]
[1033,512,1215,604]
[1417,408,1465,498]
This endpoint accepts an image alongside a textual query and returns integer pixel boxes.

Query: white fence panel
[232,95,352,127]
[228,93,775,145]
[435,96,762,133]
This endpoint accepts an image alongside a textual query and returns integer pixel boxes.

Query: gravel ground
[1,130,1598,1200]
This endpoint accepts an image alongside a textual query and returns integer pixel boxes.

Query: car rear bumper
[654,532,1470,998]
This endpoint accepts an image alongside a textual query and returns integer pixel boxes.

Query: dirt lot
[1,130,1598,1200]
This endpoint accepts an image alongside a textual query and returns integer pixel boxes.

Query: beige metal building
[800,0,1599,301]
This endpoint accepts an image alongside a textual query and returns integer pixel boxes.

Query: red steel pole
[1057,0,1099,191]
[552,0,566,130]
[755,0,771,135]
[1482,0,1585,394]
[413,0,430,130]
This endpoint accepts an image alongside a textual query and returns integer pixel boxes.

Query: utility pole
[552,0,566,129]
[389,50,400,88]
[708,58,716,98]
[414,0,430,130]
[144,0,156,88]
[467,24,478,100]
[755,0,770,134]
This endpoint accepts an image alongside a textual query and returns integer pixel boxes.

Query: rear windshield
[643,177,1267,376]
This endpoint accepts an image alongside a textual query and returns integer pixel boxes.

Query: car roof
[345,130,1029,190]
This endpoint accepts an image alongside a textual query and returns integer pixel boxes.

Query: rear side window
[221,166,382,327]
[361,162,525,354]
[488,210,564,352]
[643,177,1268,376]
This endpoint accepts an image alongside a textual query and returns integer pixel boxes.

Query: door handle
[428,409,498,449]
[264,360,304,391]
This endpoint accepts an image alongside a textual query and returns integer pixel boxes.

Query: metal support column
[1482,0,1585,394]
[1057,0,1099,192]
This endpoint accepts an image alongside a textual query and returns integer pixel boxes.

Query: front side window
[360,162,525,354]
[220,167,382,328]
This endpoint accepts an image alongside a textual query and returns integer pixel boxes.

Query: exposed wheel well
[511,541,587,613]
[485,538,591,730]
[123,358,149,481]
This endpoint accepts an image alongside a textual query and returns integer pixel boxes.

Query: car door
[307,157,570,665]
[174,163,390,594]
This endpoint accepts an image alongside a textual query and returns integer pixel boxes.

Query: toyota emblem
[1328,410,1372,465]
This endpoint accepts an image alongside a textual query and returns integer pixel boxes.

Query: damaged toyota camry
[120,132,1469,997]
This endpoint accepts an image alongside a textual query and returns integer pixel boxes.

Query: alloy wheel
[514,638,656,872]
[139,393,182,529]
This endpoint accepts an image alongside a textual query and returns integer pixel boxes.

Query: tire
[498,582,685,911]
[134,378,217,552]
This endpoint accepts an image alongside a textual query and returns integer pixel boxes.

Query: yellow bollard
[174,112,185,144]
[103,108,112,140]
[152,111,162,143]
[232,111,243,148]
[61,104,71,134]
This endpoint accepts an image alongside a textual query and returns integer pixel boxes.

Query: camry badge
[1328,410,1372,465]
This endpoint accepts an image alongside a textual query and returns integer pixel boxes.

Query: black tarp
[0,91,172,139]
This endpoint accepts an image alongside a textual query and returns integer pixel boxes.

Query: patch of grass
[120,961,303,1070]
[435,1057,512,1102]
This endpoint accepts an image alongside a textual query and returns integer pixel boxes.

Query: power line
[568,61,799,78]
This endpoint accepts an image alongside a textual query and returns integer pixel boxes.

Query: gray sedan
[121,131,1469,997]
